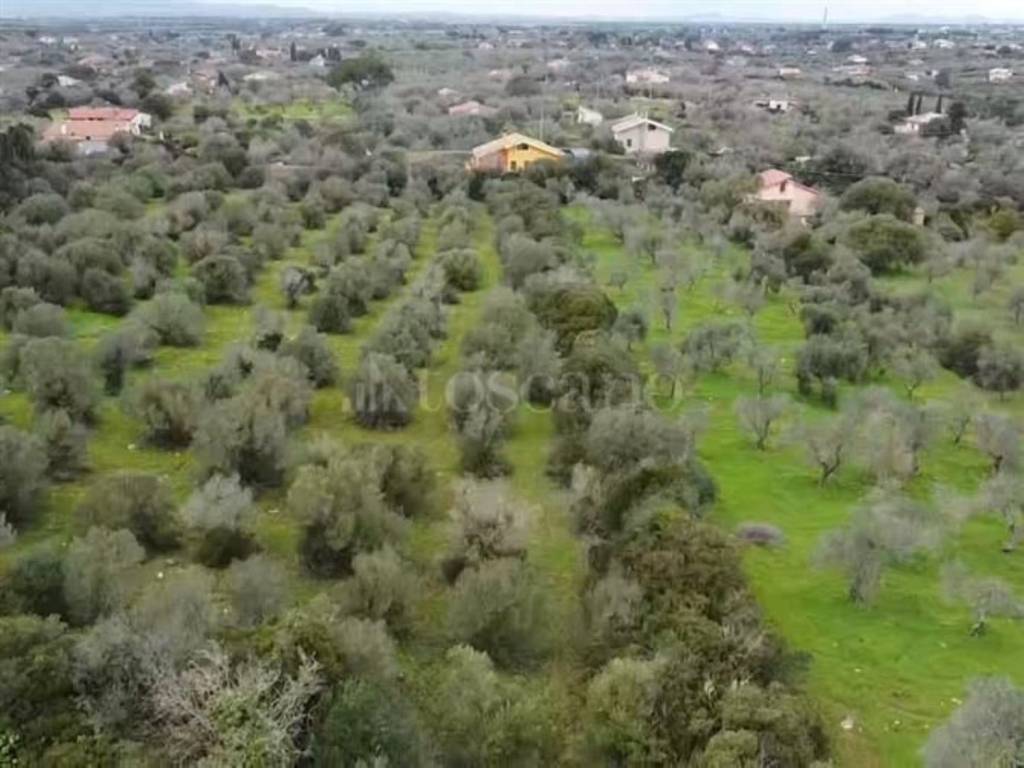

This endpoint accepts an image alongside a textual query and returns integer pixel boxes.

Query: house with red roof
[43,106,151,155]
[749,169,823,223]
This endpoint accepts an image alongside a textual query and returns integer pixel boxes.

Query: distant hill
[0,0,318,18]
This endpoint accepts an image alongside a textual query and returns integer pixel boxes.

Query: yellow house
[469,133,564,173]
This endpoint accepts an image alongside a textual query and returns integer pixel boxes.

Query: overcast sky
[235,0,1024,21]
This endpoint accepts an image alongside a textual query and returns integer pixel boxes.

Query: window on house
[648,124,656,131]
[626,138,633,148]
[510,161,518,170]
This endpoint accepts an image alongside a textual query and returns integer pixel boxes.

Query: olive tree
[290,448,404,578]
[19,337,99,422]
[942,561,1024,636]
[180,474,257,568]
[815,489,942,602]
[735,394,790,450]
[922,678,1024,768]
[126,378,203,447]
[0,426,48,529]
[349,353,418,430]
[78,472,180,552]
[63,527,144,625]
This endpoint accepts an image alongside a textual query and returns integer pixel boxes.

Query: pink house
[448,100,498,118]
[750,169,823,223]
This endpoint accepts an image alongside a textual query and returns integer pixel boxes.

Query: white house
[609,113,673,156]
[778,67,802,79]
[895,112,944,135]
[576,106,604,126]
[165,81,192,97]
[626,67,670,86]
[989,68,1013,83]
[308,54,327,69]
[755,98,792,114]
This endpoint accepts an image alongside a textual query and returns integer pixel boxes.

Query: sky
[223,0,1024,22]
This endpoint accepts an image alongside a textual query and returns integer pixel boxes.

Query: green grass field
[572,204,1024,766]
[232,98,354,125]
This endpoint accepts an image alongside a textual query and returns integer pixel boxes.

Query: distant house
[165,81,192,97]
[56,75,82,88]
[43,106,151,155]
[469,133,564,173]
[755,98,793,114]
[749,169,823,223]
[68,106,150,133]
[576,105,604,126]
[895,112,944,135]
[609,113,673,156]
[989,68,1013,83]
[778,67,802,79]
[448,100,498,118]
[626,67,670,86]
[846,54,869,65]
[308,54,327,69]
[704,40,721,53]
[547,58,571,72]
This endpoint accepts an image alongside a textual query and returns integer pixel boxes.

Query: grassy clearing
[233,98,354,125]
[573,203,1024,767]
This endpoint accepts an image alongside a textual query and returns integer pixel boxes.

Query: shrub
[181,474,257,568]
[193,393,289,487]
[127,377,203,447]
[35,408,88,480]
[77,472,180,551]
[0,287,42,329]
[308,291,351,334]
[290,449,404,577]
[280,326,339,387]
[447,558,546,667]
[311,678,426,768]
[340,546,416,633]
[937,326,992,381]
[225,555,288,628]
[94,324,158,395]
[11,302,68,337]
[135,292,205,347]
[370,444,434,518]
[845,214,928,274]
[349,353,418,429]
[81,268,132,315]
[0,426,48,529]
[3,546,68,618]
[191,255,249,304]
[735,522,787,548]
[438,249,483,292]
[19,337,99,422]
[63,527,144,625]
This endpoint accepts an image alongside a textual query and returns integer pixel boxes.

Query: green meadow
[572,204,1024,767]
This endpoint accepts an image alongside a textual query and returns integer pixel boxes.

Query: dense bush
[77,472,180,551]
[127,377,203,447]
[0,426,48,529]
[134,292,205,346]
[349,353,418,429]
